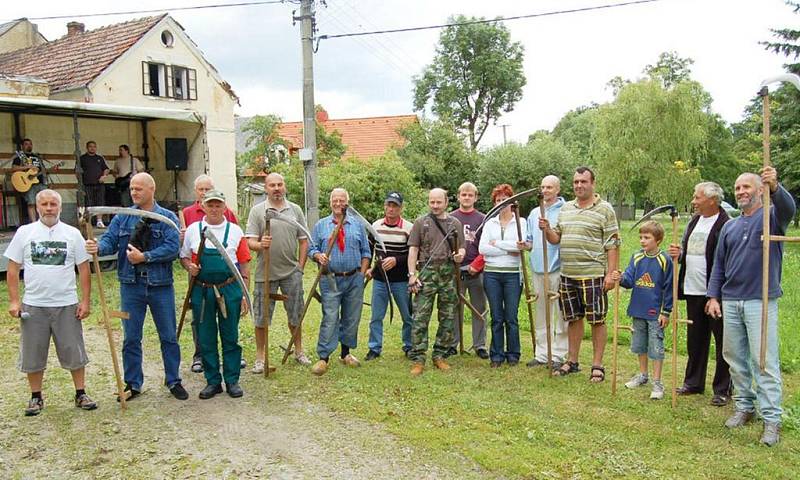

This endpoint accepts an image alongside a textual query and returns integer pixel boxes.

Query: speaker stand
[173,169,179,206]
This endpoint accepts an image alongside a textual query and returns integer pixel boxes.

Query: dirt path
[0,325,487,479]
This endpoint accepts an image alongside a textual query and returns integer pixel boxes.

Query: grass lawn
[0,218,798,478]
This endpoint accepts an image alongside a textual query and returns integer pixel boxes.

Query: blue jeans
[483,271,522,363]
[722,299,782,424]
[368,280,413,353]
[120,279,182,390]
[317,272,365,359]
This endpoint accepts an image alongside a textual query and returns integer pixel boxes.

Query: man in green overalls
[180,190,251,399]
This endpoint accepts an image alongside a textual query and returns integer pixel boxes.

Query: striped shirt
[371,217,412,283]
[554,194,619,278]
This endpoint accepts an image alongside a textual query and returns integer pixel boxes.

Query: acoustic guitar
[11,167,40,193]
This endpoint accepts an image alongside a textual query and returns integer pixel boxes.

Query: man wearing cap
[308,188,371,376]
[180,190,251,399]
[181,174,241,373]
[365,192,414,360]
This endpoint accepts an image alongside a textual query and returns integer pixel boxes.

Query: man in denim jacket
[86,173,188,401]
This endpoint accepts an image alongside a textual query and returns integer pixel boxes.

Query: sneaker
[199,384,223,400]
[340,354,361,367]
[476,348,489,360]
[190,359,204,373]
[240,358,247,369]
[311,360,328,376]
[650,381,665,400]
[365,350,380,361]
[75,393,98,411]
[710,394,730,407]
[252,360,265,374]
[117,384,141,402]
[625,373,649,389]
[725,410,755,429]
[169,383,189,401]
[761,422,781,447]
[295,353,312,366]
[24,397,44,416]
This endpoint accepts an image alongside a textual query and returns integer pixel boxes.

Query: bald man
[407,188,465,376]
[706,166,795,447]
[86,173,188,401]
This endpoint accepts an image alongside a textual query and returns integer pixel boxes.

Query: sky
[3,0,794,148]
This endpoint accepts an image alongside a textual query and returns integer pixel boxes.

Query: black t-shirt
[12,151,46,183]
[80,153,109,185]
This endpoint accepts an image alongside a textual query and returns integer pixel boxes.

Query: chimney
[66,21,85,37]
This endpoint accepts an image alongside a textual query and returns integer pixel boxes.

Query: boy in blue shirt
[611,221,673,400]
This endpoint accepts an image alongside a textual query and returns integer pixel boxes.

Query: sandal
[191,359,203,373]
[590,365,605,383]
[553,360,580,376]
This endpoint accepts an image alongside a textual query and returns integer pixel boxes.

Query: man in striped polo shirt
[540,166,619,382]
[365,192,414,360]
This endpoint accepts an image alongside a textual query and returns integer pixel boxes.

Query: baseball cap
[385,192,403,205]
[203,189,226,204]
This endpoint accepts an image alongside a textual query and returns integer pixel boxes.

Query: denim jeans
[483,271,522,363]
[120,279,182,390]
[367,279,413,353]
[630,318,665,360]
[317,272,365,359]
[722,299,783,424]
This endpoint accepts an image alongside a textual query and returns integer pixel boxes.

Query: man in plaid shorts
[540,166,619,382]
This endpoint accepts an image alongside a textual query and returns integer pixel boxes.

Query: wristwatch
[407,271,416,277]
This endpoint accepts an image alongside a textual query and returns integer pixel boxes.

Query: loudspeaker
[165,138,188,171]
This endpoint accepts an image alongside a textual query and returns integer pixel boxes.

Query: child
[611,220,673,400]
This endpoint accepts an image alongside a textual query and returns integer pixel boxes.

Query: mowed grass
[0,218,798,478]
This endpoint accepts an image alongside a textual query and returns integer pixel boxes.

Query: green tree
[644,51,695,89]
[238,114,286,173]
[695,113,742,200]
[395,118,478,201]
[761,1,800,74]
[413,15,526,151]
[477,136,577,213]
[549,105,599,161]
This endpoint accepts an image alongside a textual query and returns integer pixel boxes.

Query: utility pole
[501,124,510,145]
[298,0,319,227]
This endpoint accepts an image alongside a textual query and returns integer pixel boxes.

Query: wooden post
[611,249,621,396]
[760,87,771,373]
[86,222,126,409]
[263,217,272,377]
[539,199,554,374]
[452,235,466,356]
[513,203,536,361]
[671,212,680,408]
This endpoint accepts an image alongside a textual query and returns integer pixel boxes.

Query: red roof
[278,114,418,159]
[0,15,165,93]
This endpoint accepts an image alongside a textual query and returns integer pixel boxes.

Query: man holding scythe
[181,190,251,399]
[85,173,188,401]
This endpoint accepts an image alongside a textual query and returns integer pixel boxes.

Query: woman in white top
[478,184,527,367]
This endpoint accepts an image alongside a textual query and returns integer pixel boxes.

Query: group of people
[6,164,793,447]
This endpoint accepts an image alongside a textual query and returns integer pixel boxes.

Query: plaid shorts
[558,276,608,325]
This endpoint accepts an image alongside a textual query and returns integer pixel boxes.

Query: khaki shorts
[253,269,304,328]
[18,304,89,373]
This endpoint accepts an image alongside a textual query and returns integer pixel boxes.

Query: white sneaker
[650,381,665,400]
[295,352,312,366]
[251,359,264,374]
[625,373,649,389]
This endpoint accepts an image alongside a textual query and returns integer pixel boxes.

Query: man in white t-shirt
[4,189,96,416]
[668,182,732,406]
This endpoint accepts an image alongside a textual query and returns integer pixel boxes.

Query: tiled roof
[277,114,417,159]
[0,15,165,93]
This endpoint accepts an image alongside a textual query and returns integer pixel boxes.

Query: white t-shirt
[683,213,719,296]
[3,220,90,307]
[180,218,247,264]
[115,156,144,178]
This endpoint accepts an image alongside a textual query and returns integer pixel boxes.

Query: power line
[18,0,292,22]
[319,0,661,41]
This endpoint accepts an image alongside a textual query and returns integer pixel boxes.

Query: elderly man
[246,172,310,370]
[522,175,568,368]
[706,166,795,447]
[182,174,240,373]
[667,182,731,405]
[308,188,371,376]
[407,188,466,376]
[540,166,619,382]
[181,190,251,399]
[86,173,187,401]
[5,189,96,416]
[450,182,488,359]
[365,191,414,360]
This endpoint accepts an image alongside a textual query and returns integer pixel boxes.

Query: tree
[413,15,526,151]
[395,118,479,202]
[549,104,599,161]
[644,51,695,89]
[477,136,577,213]
[761,1,800,74]
[238,114,286,173]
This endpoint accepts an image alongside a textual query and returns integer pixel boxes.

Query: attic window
[161,30,174,47]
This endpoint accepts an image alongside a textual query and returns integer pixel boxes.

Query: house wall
[86,17,238,209]
[0,21,47,55]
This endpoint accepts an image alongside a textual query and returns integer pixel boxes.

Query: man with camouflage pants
[407,188,465,376]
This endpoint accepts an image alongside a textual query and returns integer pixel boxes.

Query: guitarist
[11,138,47,223]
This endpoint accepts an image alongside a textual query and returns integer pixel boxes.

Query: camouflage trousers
[409,262,457,364]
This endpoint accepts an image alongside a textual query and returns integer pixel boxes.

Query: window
[161,30,174,47]
[142,62,197,100]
